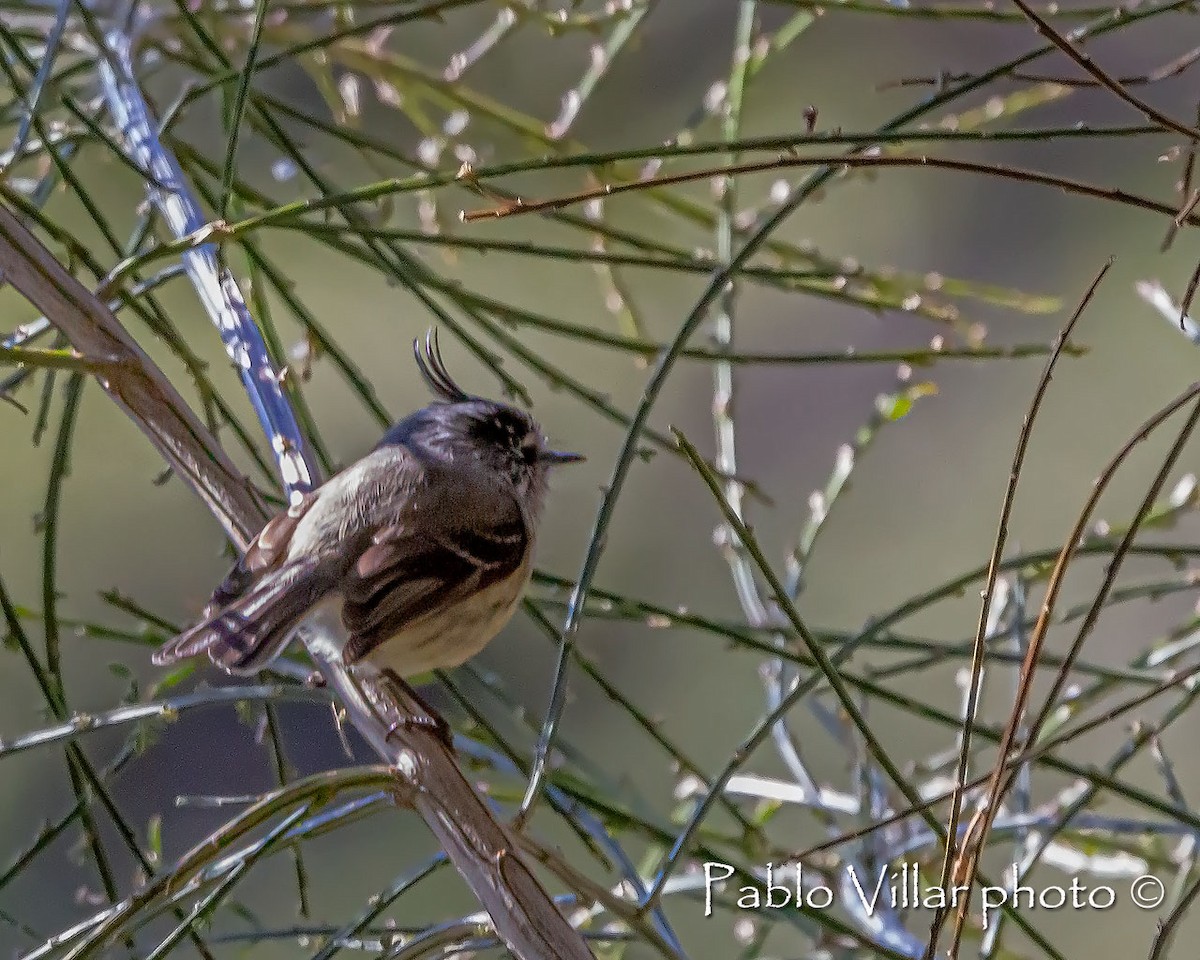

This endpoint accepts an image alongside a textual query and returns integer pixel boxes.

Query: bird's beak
[539,449,586,465]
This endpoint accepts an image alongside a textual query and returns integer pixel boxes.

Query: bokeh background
[3,1,1200,957]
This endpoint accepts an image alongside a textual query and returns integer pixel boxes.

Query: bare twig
[927,260,1112,951]
[941,380,1200,957]
[879,43,1200,90]
[460,151,1200,225]
[1009,0,1200,142]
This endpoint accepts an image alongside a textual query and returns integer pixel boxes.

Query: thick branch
[0,203,263,548]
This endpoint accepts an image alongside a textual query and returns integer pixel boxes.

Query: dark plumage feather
[340,508,526,662]
[153,490,334,675]
[153,559,330,673]
[413,328,470,403]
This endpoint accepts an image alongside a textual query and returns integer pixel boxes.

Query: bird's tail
[153,560,332,675]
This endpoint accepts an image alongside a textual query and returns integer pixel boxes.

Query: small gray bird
[153,331,583,679]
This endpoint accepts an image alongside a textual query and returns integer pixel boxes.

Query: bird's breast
[355,561,531,677]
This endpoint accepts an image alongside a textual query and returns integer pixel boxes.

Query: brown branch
[0,200,596,960]
[1179,256,1200,331]
[940,379,1200,958]
[1162,104,1200,251]
[459,152,1200,226]
[0,203,264,549]
[1009,0,1200,142]
[878,43,1200,90]
[924,260,1112,955]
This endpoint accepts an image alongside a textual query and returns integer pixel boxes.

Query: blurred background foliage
[3,0,1200,958]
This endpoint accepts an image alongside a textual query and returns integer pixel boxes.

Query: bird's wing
[339,486,527,663]
[152,490,334,673]
[204,489,322,615]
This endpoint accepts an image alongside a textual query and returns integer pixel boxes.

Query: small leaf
[879,381,938,421]
[151,662,195,696]
[146,814,162,867]
[750,798,782,828]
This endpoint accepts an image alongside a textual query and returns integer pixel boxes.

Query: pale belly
[355,568,529,677]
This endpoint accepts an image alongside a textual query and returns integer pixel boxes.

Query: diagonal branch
[1009,0,1200,142]
[0,204,263,548]
[927,260,1111,950]
[98,29,317,499]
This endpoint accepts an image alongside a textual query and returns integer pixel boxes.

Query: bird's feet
[374,669,455,753]
[385,712,454,752]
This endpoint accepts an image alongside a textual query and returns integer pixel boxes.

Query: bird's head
[381,331,584,511]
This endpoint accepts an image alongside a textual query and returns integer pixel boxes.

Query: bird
[152,330,584,686]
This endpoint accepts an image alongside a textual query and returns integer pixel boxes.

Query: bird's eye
[520,441,538,463]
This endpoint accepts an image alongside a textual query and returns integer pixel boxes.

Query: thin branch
[98,29,317,500]
[1009,0,1200,142]
[460,151,1199,225]
[0,686,329,757]
[880,43,1200,90]
[928,260,1111,949]
[768,0,1150,20]
[941,381,1200,957]
[793,661,1200,861]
